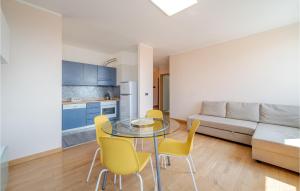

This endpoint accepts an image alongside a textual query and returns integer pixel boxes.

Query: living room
[1,0,299,191]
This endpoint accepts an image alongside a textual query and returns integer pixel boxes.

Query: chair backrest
[100,137,140,175]
[186,120,200,153]
[94,115,111,145]
[146,109,163,119]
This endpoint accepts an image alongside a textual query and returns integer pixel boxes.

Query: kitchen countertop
[62,98,120,105]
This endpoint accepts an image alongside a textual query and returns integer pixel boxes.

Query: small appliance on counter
[104,92,111,100]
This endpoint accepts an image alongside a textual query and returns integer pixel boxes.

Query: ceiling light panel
[151,0,198,16]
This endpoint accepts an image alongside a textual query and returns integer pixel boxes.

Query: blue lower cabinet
[86,113,100,125]
[86,119,95,125]
[62,104,87,131]
[86,102,100,109]
[86,102,101,125]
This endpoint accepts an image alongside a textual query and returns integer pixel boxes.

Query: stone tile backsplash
[62,86,120,100]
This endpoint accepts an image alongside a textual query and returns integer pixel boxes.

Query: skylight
[151,0,198,16]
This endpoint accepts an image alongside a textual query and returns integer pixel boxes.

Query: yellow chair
[95,137,156,191]
[146,109,164,119]
[86,115,111,182]
[141,109,164,150]
[87,115,135,182]
[158,120,201,191]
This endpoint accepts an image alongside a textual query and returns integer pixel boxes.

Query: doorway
[159,74,169,112]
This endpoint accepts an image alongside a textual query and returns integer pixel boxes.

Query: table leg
[102,171,107,190]
[153,136,162,191]
[167,156,171,166]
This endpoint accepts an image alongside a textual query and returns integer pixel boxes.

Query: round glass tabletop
[102,118,181,138]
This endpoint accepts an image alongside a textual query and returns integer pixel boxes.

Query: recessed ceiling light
[151,0,198,16]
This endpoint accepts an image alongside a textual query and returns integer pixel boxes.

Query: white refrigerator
[120,81,138,119]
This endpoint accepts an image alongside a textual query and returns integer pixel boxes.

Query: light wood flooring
[7,122,299,191]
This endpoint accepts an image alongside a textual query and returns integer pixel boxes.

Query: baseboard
[9,147,62,167]
[170,118,187,123]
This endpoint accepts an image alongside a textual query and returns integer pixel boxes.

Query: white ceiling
[22,0,299,64]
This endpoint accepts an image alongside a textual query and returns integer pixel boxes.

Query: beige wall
[1,0,62,160]
[170,24,299,120]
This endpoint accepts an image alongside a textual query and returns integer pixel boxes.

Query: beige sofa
[187,101,300,172]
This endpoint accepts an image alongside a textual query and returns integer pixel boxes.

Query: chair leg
[141,139,144,151]
[119,175,122,190]
[113,174,117,185]
[149,157,157,187]
[87,147,100,182]
[158,154,164,168]
[135,138,138,149]
[136,173,144,191]
[189,154,196,173]
[95,169,108,191]
[186,157,199,191]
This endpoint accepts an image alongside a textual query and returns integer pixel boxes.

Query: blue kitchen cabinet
[108,67,117,85]
[62,104,87,130]
[97,66,117,86]
[86,102,101,125]
[62,61,83,85]
[82,64,98,85]
[63,60,116,86]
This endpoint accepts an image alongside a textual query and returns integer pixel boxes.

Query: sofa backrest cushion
[260,104,300,128]
[226,102,259,122]
[200,101,226,117]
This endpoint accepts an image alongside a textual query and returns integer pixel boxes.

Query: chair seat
[158,138,189,157]
[137,152,151,172]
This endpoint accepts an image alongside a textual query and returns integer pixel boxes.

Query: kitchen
[61,51,138,148]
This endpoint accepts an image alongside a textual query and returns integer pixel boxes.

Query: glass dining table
[101,117,181,191]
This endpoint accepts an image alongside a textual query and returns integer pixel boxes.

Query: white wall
[113,50,138,84]
[63,44,111,65]
[138,44,153,117]
[1,0,62,160]
[170,24,299,120]
[1,5,10,65]
[0,2,4,148]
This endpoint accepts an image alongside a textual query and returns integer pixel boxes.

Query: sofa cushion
[188,114,257,135]
[200,101,226,117]
[252,123,300,158]
[260,104,300,128]
[226,102,259,122]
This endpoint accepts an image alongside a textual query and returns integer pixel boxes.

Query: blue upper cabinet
[97,66,117,86]
[62,60,116,86]
[62,61,83,85]
[82,64,98,85]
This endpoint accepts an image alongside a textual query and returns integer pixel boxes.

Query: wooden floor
[7,122,300,191]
